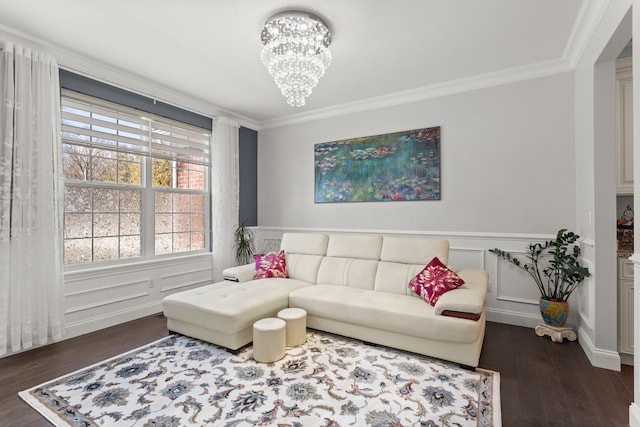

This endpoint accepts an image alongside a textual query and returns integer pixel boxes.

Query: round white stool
[252,318,286,363]
[277,308,307,347]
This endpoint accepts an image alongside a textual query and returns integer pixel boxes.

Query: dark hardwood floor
[0,316,633,426]
[480,322,633,426]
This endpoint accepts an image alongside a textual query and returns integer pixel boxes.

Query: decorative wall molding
[65,279,152,299]
[62,255,214,342]
[258,0,609,130]
[562,0,612,68]
[577,259,596,330]
[485,308,544,329]
[448,246,486,262]
[495,294,539,306]
[160,267,214,292]
[253,226,555,242]
[64,254,213,282]
[582,238,596,248]
[578,325,622,371]
[450,246,486,255]
[65,289,151,315]
[259,59,573,130]
[0,25,257,130]
[0,2,606,134]
[492,248,539,305]
[64,302,163,341]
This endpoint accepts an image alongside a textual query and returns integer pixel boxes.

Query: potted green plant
[233,221,254,265]
[489,228,591,327]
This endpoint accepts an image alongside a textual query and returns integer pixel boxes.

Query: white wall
[574,1,632,373]
[256,72,578,329]
[258,73,575,234]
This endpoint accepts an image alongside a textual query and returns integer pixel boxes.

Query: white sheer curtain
[0,42,64,355]
[211,116,240,281]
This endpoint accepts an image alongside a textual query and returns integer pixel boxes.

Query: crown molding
[0,24,259,130]
[0,1,610,133]
[258,58,573,130]
[563,0,612,68]
[258,0,611,131]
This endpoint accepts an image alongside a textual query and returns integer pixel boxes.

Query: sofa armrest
[222,263,255,282]
[434,268,488,316]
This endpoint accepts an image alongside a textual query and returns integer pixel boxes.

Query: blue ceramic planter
[539,298,569,327]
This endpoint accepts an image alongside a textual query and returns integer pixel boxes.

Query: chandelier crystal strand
[261,12,332,107]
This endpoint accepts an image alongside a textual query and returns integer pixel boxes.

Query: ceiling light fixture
[260,11,332,107]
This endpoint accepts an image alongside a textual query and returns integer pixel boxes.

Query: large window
[61,90,211,266]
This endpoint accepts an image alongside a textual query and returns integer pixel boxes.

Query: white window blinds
[61,90,211,166]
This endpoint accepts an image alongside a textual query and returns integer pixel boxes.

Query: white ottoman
[252,318,286,363]
[277,308,307,347]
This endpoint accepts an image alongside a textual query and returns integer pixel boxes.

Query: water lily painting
[314,126,440,203]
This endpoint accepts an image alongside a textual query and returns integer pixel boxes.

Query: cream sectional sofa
[162,232,488,367]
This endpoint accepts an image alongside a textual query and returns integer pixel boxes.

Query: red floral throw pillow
[408,257,464,306]
[254,250,288,279]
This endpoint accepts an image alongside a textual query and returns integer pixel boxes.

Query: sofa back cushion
[380,236,449,265]
[326,234,383,259]
[279,233,450,295]
[375,262,425,295]
[281,233,329,283]
[317,257,380,289]
[317,234,383,289]
[375,236,450,295]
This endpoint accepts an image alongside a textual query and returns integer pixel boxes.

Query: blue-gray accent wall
[59,69,212,129]
[239,127,258,226]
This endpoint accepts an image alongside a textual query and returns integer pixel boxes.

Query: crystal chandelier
[260,11,332,107]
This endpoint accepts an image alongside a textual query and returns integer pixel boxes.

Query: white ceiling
[0,0,595,128]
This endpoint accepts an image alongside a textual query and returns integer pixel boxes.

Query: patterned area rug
[20,331,501,426]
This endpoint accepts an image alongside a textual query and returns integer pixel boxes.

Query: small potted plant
[233,220,254,265]
[489,228,591,327]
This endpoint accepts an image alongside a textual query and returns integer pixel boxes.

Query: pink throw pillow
[408,257,464,306]
[254,250,288,279]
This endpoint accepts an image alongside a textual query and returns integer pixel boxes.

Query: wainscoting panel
[63,254,214,339]
[159,267,214,292]
[448,247,486,273]
[65,279,152,316]
[577,258,596,331]
[251,227,576,329]
[493,251,540,305]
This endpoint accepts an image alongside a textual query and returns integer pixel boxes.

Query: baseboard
[64,301,164,341]
[577,325,621,371]
[486,307,555,329]
[621,352,634,366]
[630,403,640,427]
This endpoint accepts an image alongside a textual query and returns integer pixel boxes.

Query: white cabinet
[616,56,633,195]
[618,258,634,359]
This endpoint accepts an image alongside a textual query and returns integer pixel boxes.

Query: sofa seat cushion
[289,285,482,344]
[163,279,311,334]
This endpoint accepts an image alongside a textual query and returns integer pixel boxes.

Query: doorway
[616,42,634,366]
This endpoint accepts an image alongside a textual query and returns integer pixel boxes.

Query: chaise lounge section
[163,232,489,366]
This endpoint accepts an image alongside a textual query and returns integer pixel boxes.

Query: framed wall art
[314,126,440,203]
